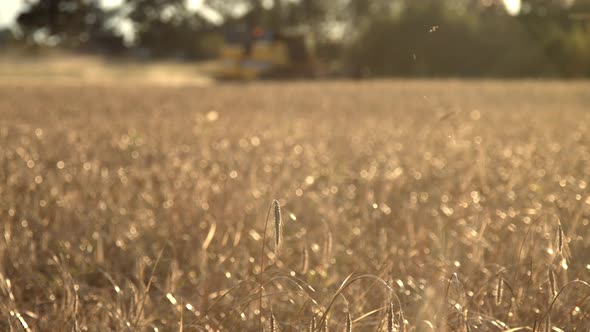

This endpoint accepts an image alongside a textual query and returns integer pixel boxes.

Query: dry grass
[0,54,214,86]
[0,80,589,331]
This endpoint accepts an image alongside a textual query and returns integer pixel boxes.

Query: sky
[0,0,25,27]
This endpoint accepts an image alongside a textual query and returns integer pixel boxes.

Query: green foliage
[16,0,123,51]
[0,28,16,46]
[12,0,590,76]
[124,0,217,59]
[344,0,590,77]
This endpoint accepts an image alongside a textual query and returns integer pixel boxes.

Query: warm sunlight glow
[101,0,124,10]
[502,0,521,16]
[186,0,202,11]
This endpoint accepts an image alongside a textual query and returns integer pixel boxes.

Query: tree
[343,0,590,77]
[16,0,123,50]
[123,0,217,58]
[0,28,16,48]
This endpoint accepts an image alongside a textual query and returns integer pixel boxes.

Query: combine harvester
[215,27,316,80]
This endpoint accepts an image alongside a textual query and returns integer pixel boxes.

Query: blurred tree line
[8,0,590,77]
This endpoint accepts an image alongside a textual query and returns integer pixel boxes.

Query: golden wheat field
[1,80,590,331]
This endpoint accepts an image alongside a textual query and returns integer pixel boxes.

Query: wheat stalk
[270,311,278,332]
[345,311,352,332]
[548,268,557,300]
[495,275,504,305]
[323,230,333,268]
[387,302,394,332]
[132,245,165,330]
[301,245,309,274]
[309,315,316,332]
[544,314,551,332]
[320,314,329,332]
[273,199,282,252]
[557,222,563,253]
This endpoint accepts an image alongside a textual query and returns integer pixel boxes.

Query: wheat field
[0,80,589,331]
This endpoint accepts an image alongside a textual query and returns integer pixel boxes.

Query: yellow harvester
[215,28,315,80]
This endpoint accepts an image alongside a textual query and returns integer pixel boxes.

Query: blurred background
[1,0,590,81]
